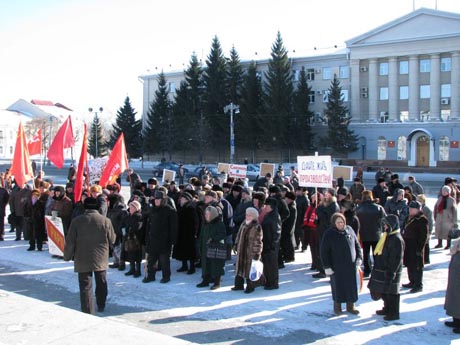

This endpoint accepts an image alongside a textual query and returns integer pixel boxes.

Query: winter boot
[434,239,443,249]
[177,260,188,272]
[346,302,360,315]
[133,262,141,278]
[444,239,452,250]
[210,277,221,290]
[27,245,35,251]
[187,261,196,275]
[118,261,126,271]
[142,273,155,283]
[109,263,119,269]
[125,262,135,276]
[334,302,343,315]
[196,276,210,288]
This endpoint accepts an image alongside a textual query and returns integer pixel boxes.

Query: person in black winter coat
[253,173,272,192]
[368,214,405,321]
[28,189,46,251]
[321,212,363,315]
[294,187,309,251]
[173,192,199,274]
[372,178,390,207]
[261,198,282,290]
[402,201,429,293]
[268,185,290,223]
[107,194,128,270]
[385,189,409,231]
[356,190,387,277]
[0,185,9,241]
[143,191,178,283]
[313,188,340,278]
[279,192,297,266]
[388,174,404,196]
[123,201,144,278]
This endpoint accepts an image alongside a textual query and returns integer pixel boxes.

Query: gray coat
[434,196,458,240]
[445,239,460,319]
[64,210,116,272]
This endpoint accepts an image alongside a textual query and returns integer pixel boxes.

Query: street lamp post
[224,103,240,164]
[88,107,103,157]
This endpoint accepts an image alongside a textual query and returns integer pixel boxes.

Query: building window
[380,111,389,123]
[420,59,430,73]
[322,67,332,80]
[9,131,13,139]
[441,57,451,72]
[380,87,389,100]
[339,66,349,79]
[420,85,430,99]
[397,136,407,160]
[0,146,3,154]
[309,90,315,103]
[420,110,430,122]
[441,84,451,98]
[400,86,409,100]
[439,136,450,161]
[378,136,387,160]
[307,68,315,81]
[341,90,349,102]
[9,146,13,154]
[441,110,450,122]
[400,61,409,74]
[0,130,3,139]
[379,62,389,76]
[400,111,409,122]
[293,70,300,81]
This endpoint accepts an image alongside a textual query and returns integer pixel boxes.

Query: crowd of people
[1,164,459,333]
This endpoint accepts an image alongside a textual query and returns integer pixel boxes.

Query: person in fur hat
[368,214,404,321]
[384,188,409,231]
[434,185,458,249]
[50,185,73,236]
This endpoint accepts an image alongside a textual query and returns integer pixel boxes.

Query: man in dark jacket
[279,191,297,266]
[64,197,116,314]
[268,185,290,223]
[356,190,387,277]
[388,174,404,196]
[372,177,390,206]
[402,201,429,293]
[313,188,340,278]
[0,184,9,241]
[261,197,282,290]
[253,173,272,192]
[143,191,178,284]
[385,189,409,231]
[294,187,309,251]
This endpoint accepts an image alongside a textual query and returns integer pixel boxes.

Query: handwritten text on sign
[297,155,333,188]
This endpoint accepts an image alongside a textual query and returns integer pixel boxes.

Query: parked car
[152,162,188,178]
[187,165,219,179]
[246,164,260,181]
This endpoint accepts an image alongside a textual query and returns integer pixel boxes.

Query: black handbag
[124,236,140,252]
[448,228,460,240]
[206,241,227,260]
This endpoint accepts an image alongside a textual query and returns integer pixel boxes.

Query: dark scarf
[437,196,449,214]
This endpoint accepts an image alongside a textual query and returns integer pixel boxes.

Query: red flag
[10,122,34,187]
[47,116,75,169]
[98,133,129,188]
[74,124,88,203]
[27,128,42,156]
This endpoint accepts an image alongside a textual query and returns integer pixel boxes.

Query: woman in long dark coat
[444,236,460,334]
[173,192,199,274]
[368,214,404,321]
[124,201,144,278]
[28,189,47,251]
[321,212,363,315]
[232,207,263,293]
[196,206,226,290]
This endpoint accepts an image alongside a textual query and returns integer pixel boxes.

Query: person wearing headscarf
[232,207,263,293]
[123,200,144,278]
[196,206,227,290]
[321,212,363,315]
[50,185,73,236]
[368,214,404,321]
[434,185,458,250]
[107,194,128,271]
[27,189,46,251]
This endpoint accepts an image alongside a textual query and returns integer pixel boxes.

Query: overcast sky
[0,0,459,122]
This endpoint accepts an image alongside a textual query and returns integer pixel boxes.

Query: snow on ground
[0,195,460,345]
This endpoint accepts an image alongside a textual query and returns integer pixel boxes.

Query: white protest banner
[297,155,333,188]
[228,164,247,179]
[162,169,176,183]
[45,215,65,256]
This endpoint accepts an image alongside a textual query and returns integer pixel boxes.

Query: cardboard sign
[260,163,275,178]
[333,166,353,181]
[162,169,176,183]
[217,163,230,174]
[45,216,65,256]
[297,155,333,188]
[229,164,247,179]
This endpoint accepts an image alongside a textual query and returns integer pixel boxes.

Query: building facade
[139,8,460,167]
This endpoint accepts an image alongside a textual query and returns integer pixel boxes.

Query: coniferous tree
[227,45,243,104]
[238,62,266,152]
[111,96,143,159]
[88,114,107,157]
[203,36,228,151]
[264,31,294,150]
[144,72,174,159]
[292,67,315,153]
[323,76,359,155]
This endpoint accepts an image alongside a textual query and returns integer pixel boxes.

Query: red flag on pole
[27,128,42,156]
[74,124,88,203]
[98,133,129,188]
[10,122,34,187]
[47,115,75,169]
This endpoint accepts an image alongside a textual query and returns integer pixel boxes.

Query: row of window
[0,146,13,155]
[379,84,452,100]
[377,135,450,161]
[379,57,451,76]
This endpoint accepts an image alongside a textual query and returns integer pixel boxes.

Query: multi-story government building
[139,8,460,168]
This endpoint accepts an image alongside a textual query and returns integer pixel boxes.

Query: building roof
[6,99,73,121]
